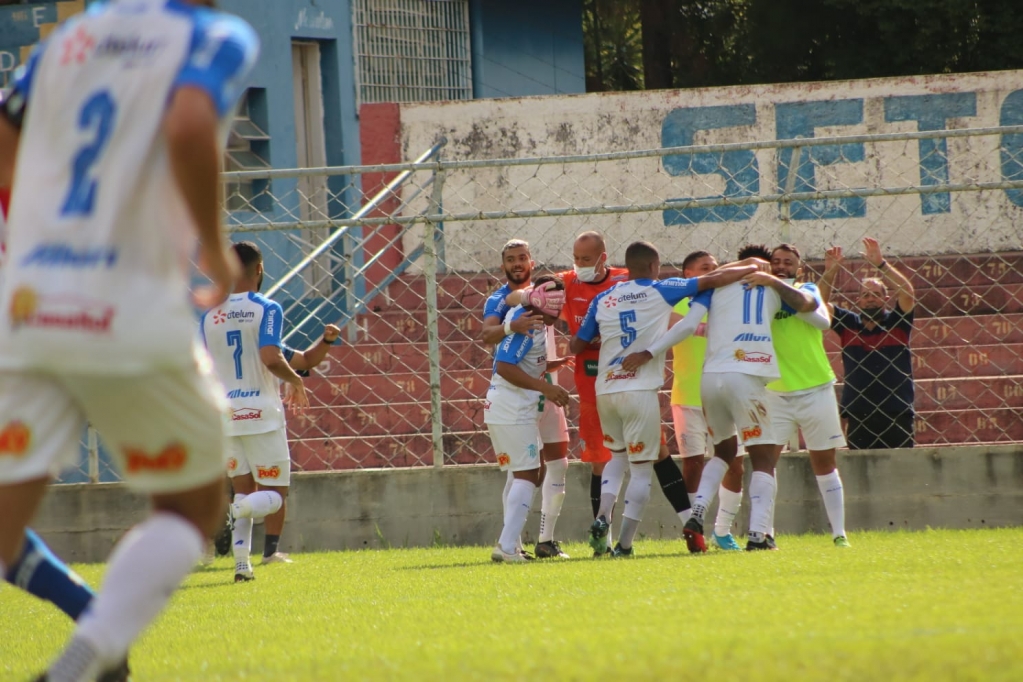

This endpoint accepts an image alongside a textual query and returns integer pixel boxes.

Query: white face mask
[574,257,604,283]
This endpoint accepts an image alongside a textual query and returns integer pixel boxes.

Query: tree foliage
[583,0,1023,91]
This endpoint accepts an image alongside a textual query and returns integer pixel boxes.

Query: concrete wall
[33,444,1023,563]
[373,70,1023,271]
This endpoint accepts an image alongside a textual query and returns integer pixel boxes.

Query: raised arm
[819,246,842,315]
[287,324,341,372]
[862,237,915,314]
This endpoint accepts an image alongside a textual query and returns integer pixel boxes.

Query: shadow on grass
[395,547,726,571]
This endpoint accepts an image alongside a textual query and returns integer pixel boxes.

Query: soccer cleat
[593,547,613,558]
[682,517,707,554]
[534,540,570,559]
[97,658,132,682]
[712,532,743,551]
[491,545,529,563]
[611,542,634,558]
[261,552,293,565]
[834,535,852,548]
[37,637,109,682]
[765,534,778,550]
[234,562,255,582]
[588,515,610,555]
[745,537,779,551]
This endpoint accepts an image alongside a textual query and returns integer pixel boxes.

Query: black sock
[264,534,280,558]
[654,457,691,513]
[589,473,601,518]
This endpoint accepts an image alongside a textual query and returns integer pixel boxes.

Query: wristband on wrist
[504,319,513,336]
[877,259,888,270]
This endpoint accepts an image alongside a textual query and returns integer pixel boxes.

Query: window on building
[224,88,270,212]
[352,0,472,105]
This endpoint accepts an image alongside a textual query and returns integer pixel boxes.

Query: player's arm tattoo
[773,280,817,313]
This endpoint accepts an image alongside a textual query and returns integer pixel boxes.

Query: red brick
[913,408,1023,445]
[914,376,1023,411]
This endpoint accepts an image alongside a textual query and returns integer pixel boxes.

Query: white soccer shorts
[700,372,778,447]
[768,384,847,452]
[538,400,569,444]
[0,363,226,494]
[226,428,292,486]
[595,390,661,462]
[487,423,542,472]
[671,404,746,458]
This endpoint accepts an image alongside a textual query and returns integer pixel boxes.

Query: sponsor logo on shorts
[0,421,31,456]
[9,286,114,333]
[740,425,762,442]
[213,310,256,325]
[21,243,118,268]
[734,349,772,363]
[751,400,768,419]
[496,453,511,467]
[124,443,187,474]
[232,408,263,421]
[227,457,238,471]
[256,465,281,479]
[627,441,645,454]
[527,444,538,459]
[226,389,260,399]
[603,434,614,444]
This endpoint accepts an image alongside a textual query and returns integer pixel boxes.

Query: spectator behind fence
[819,237,917,449]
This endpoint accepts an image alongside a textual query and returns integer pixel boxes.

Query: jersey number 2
[226,330,244,380]
[61,90,117,218]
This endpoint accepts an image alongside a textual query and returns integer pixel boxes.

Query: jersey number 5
[61,90,117,218]
[226,330,244,380]
[619,311,638,348]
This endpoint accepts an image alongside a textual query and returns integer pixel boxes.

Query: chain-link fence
[61,125,1023,480]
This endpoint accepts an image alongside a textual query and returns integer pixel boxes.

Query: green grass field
[2,528,1022,681]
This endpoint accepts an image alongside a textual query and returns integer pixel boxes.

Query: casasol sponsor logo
[21,243,118,268]
[496,453,511,467]
[232,408,263,421]
[227,457,238,471]
[627,441,645,454]
[605,370,636,381]
[9,286,114,333]
[124,443,187,473]
[0,421,30,456]
[741,425,763,442]
[256,465,281,479]
[733,349,772,363]
[213,310,256,325]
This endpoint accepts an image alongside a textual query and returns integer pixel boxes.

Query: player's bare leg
[536,442,569,558]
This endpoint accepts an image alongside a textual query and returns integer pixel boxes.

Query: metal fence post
[87,426,99,483]
[424,161,446,468]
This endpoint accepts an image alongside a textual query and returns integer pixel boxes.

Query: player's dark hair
[532,274,565,291]
[624,241,659,271]
[772,243,802,261]
[501,239,530,258]
[681,250,712,272]
[737,243,771,261]
[232,241,263,273]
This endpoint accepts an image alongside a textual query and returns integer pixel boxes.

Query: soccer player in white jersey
[0,2,258,679]
[484,277,571,563]
[625,245,818,551]
[202,242,338,580]
[480,240,571,559]
[570,241,759,557]
[766,244,849,547]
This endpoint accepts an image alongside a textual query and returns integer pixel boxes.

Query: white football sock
[539,457,568,543]
[816,470,846,538]
[231,490,282,520]
[714,487,743,537]
[618,461,654,548]
[231,495,253,564]
[500,471,523,552]
[498,479,536,555]
[596,452,628,519]
[74,512,203,663]
[691,457,728,523]
[748,471,777,536]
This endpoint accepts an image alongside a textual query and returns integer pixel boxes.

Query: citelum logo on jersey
[9,286,114,333]
[213,310,256,325]
[232,408,263,421]
[21,244,118,268]
[617,292,648,303]
[627,441,645,454]
[0,421,31,456]
[124,443,187,474]
[733,349,773,363]
[256,465,281,480]
[497,453,511,467]
[602,296,617,308]
[741,426,762,442]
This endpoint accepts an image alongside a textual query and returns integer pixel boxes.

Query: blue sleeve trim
[172,12,260,117]
[483,285,512,321]
[653,277,699,305]
[258,299,284,348]
[691,288,713,309]
[576,293,607,342]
